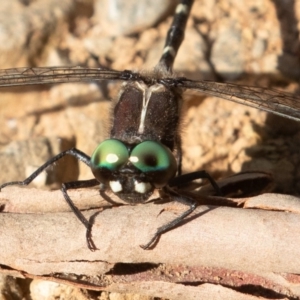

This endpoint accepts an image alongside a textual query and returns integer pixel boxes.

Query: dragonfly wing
[0,67,126,87]
[182,79,300,122]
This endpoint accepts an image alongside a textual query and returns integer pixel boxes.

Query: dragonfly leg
[169,170,222,196]
[0,148,91,190]
[0,148,99,250]
[99,188,124,206]
[140,185,196,250]
[61,179,99,251]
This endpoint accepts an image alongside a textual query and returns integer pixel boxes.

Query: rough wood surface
[1,187,300,298]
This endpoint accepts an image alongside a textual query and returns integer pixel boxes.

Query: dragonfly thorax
[110,80,182,151]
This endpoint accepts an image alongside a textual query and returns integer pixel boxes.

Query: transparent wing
[1,66,300,122]
[0,66,126,87]
[181,79,300,122]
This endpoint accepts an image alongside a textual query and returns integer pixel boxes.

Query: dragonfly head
[90,139,177,204]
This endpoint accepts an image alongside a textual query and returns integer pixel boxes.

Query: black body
[111,82,181,150]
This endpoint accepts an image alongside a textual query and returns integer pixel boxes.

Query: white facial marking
[109,180,123,193]
[176,3,189,14]
[106,153,118,163]
[134,181,151,194]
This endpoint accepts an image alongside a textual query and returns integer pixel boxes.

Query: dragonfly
[1,0,300,251]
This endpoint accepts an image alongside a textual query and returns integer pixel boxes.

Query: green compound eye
[91,139,129,171]
[129,141,177,185]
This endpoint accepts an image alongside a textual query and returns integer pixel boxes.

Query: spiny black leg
[62,179,99,251]
[156,0,194,72]
[0,148,96,250]
[140,185,197,250]
[0,148,91,190]
[61,179,99,229]
[168,170,222,196]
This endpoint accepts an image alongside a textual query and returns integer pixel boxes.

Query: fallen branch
[0,186,300,298]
